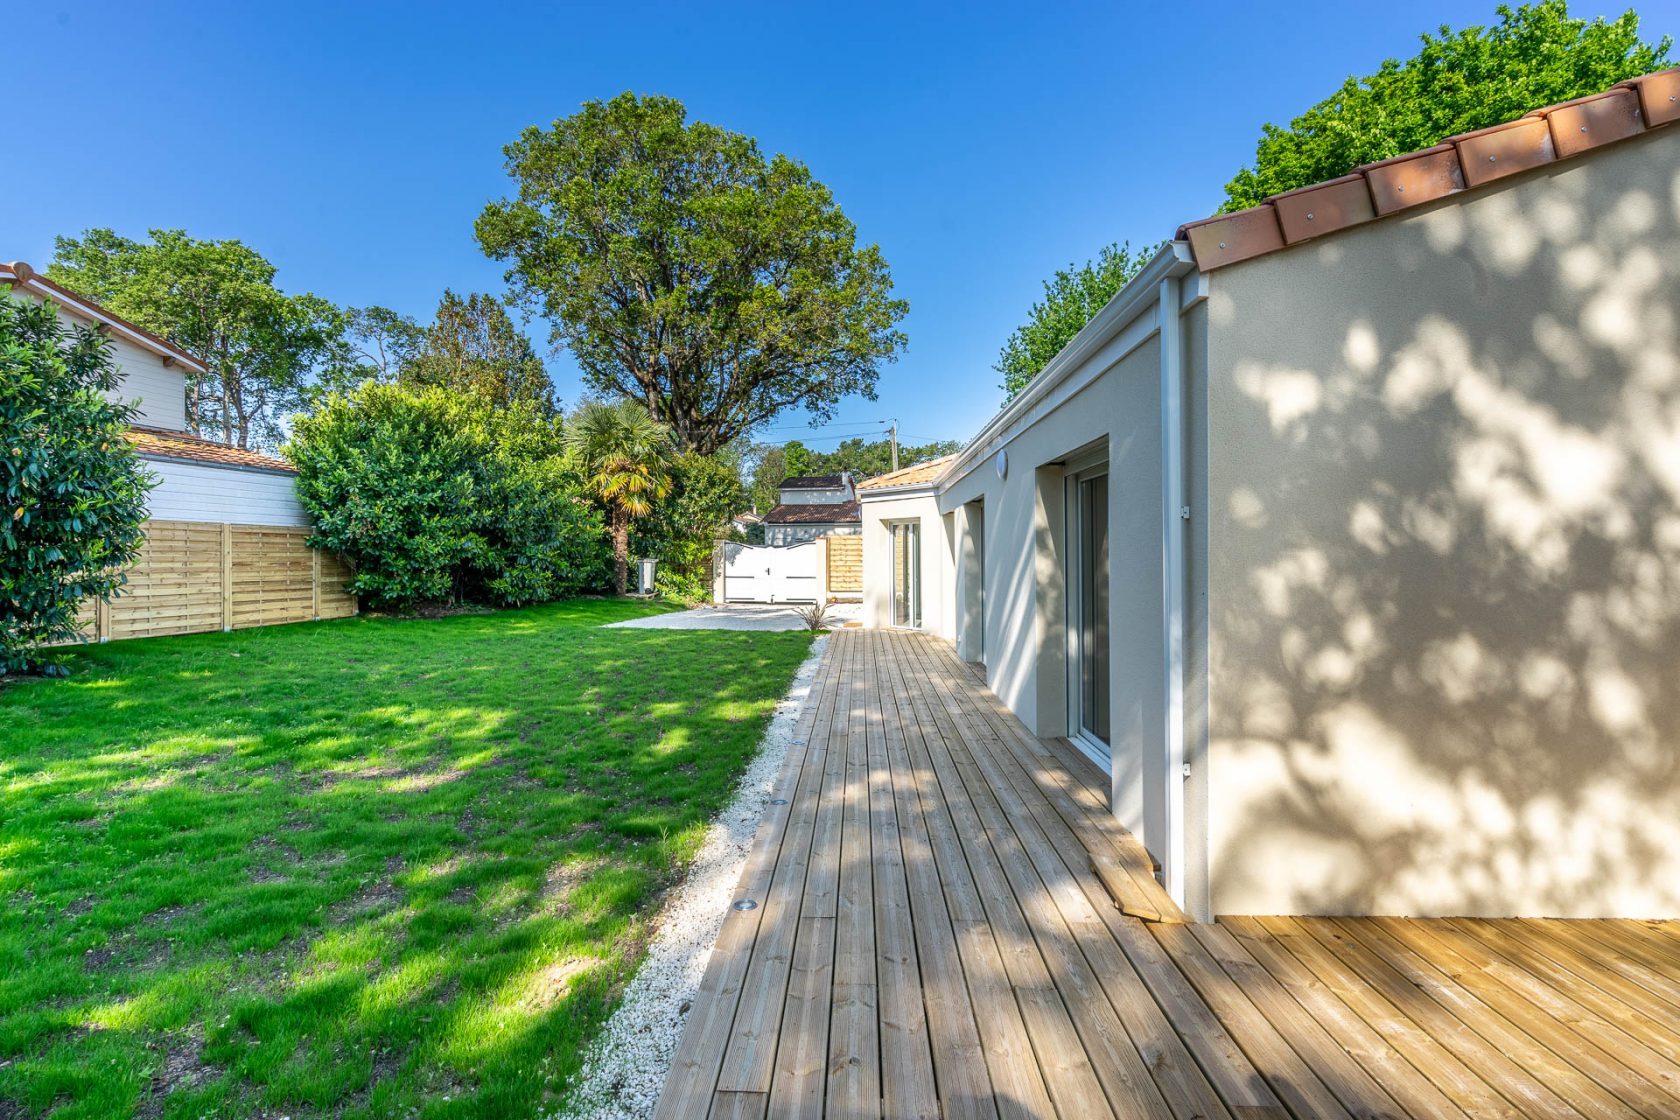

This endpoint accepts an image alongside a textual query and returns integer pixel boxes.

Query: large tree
[1,295,152,674]
[325,305,427,390]
[1222,1,1672,210]
[477,92,909,454]
[48,229,343,450]
[401,290,557,413]
[994,242,1157,399]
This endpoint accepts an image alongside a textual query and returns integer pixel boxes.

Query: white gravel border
[553,633,829,1120]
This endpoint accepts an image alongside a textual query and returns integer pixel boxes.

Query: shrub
[287,383,608,609]
[631,450,746,600]
[1,295,151,674]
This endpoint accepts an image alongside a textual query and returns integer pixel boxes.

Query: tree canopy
[994,242,1158,400]
[47,229,342,450]
[477,92,909,454]
[747,435,963,513]
[401,291,558,413]
[1222,1,1672,210]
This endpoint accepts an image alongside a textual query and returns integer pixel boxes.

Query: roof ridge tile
[1179,65,1679,271]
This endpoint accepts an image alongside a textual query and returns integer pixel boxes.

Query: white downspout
[1158,273,1188,909]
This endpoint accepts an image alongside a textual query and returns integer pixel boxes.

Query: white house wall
[765,523,860,547]
[860,491,953,640]
[1203,126,1680,918]
[926,328,1175,851]
[33,294,190,431]
[106,334,188,430]
[142,458,309,527]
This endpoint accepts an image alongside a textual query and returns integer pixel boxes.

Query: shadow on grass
[0,599,811,1119]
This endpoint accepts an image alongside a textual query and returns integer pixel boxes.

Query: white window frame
[886,519,923,630]
[1063,445,1110,770]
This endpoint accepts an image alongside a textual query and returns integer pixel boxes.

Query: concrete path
[605,602,861,631]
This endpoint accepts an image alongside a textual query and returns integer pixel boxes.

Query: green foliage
[633,451,749,602]
[48,229,344,450]
[0,601,811,1117]
[994,242,1158,399]
[401,290,558,414]
[1222,1,1672,210]
[1,296,152,674]
[316,305,427,394]
[565,400,676,593]
[477,91,909,453]
[287,384,606,609]
[746,435,961,512]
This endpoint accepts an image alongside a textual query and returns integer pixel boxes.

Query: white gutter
[1157,270,1189,911]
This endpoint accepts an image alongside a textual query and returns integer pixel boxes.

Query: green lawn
[0,600,811,1118]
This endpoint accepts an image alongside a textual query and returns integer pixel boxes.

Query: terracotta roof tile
[1451,115,1557,187]
[1621,68,1680,127]
[1360,143,1465,215]
[1178,66,1680,271]
[1532,88,1647,158]
[763,501,861,524]
[124,426,296,473]
[1267,173,1376,244]
[855,455,958,491]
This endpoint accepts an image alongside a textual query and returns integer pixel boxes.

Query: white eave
[1,260,210,375]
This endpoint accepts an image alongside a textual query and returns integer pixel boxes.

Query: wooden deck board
[656,630,1680,1119]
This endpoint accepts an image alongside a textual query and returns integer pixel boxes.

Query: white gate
[721,541,820,603]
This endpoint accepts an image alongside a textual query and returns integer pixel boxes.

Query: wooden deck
[656,629,1680,1120]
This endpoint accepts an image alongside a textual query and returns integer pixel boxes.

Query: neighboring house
[857,70,1680,921]
[762,472,861,545]
[3,260,355,639]
[729,511,763,536]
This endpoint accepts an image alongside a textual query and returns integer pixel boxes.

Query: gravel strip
[553,633,829,1120]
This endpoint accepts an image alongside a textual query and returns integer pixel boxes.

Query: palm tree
[565,400,674,594]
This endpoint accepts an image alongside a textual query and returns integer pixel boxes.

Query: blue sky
[8,0,1676,450]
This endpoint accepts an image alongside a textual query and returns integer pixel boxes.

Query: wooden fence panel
[825,534,863,595]
[74,519,358,644]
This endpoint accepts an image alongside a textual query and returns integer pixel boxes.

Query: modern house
[857,69,1680,921]
[3,260,356,640]
[761,472,861,545]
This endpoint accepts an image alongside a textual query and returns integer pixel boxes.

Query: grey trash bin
[638,557,657,595]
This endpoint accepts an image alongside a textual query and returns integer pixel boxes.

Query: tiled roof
[855,455,958,491]
[763,501,861,525]
[1179,67,1680,270]
[779,474,849,490]
[125,426,297,474]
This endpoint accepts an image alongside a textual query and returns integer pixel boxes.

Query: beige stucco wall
[1204,126,1680,918]
[934,334,1170,846]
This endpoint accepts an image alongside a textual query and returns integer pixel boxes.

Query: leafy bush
[1,295,152,674]
[287,383,608,609]
[632,451,746,601]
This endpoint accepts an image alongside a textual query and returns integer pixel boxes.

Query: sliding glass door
[890,521,921,629]
[1071,470,1110,763]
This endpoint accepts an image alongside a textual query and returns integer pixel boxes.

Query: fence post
[312,547,322,620]
[712,541,727,604]
[95,596,111,643]
[221,523,234,632]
